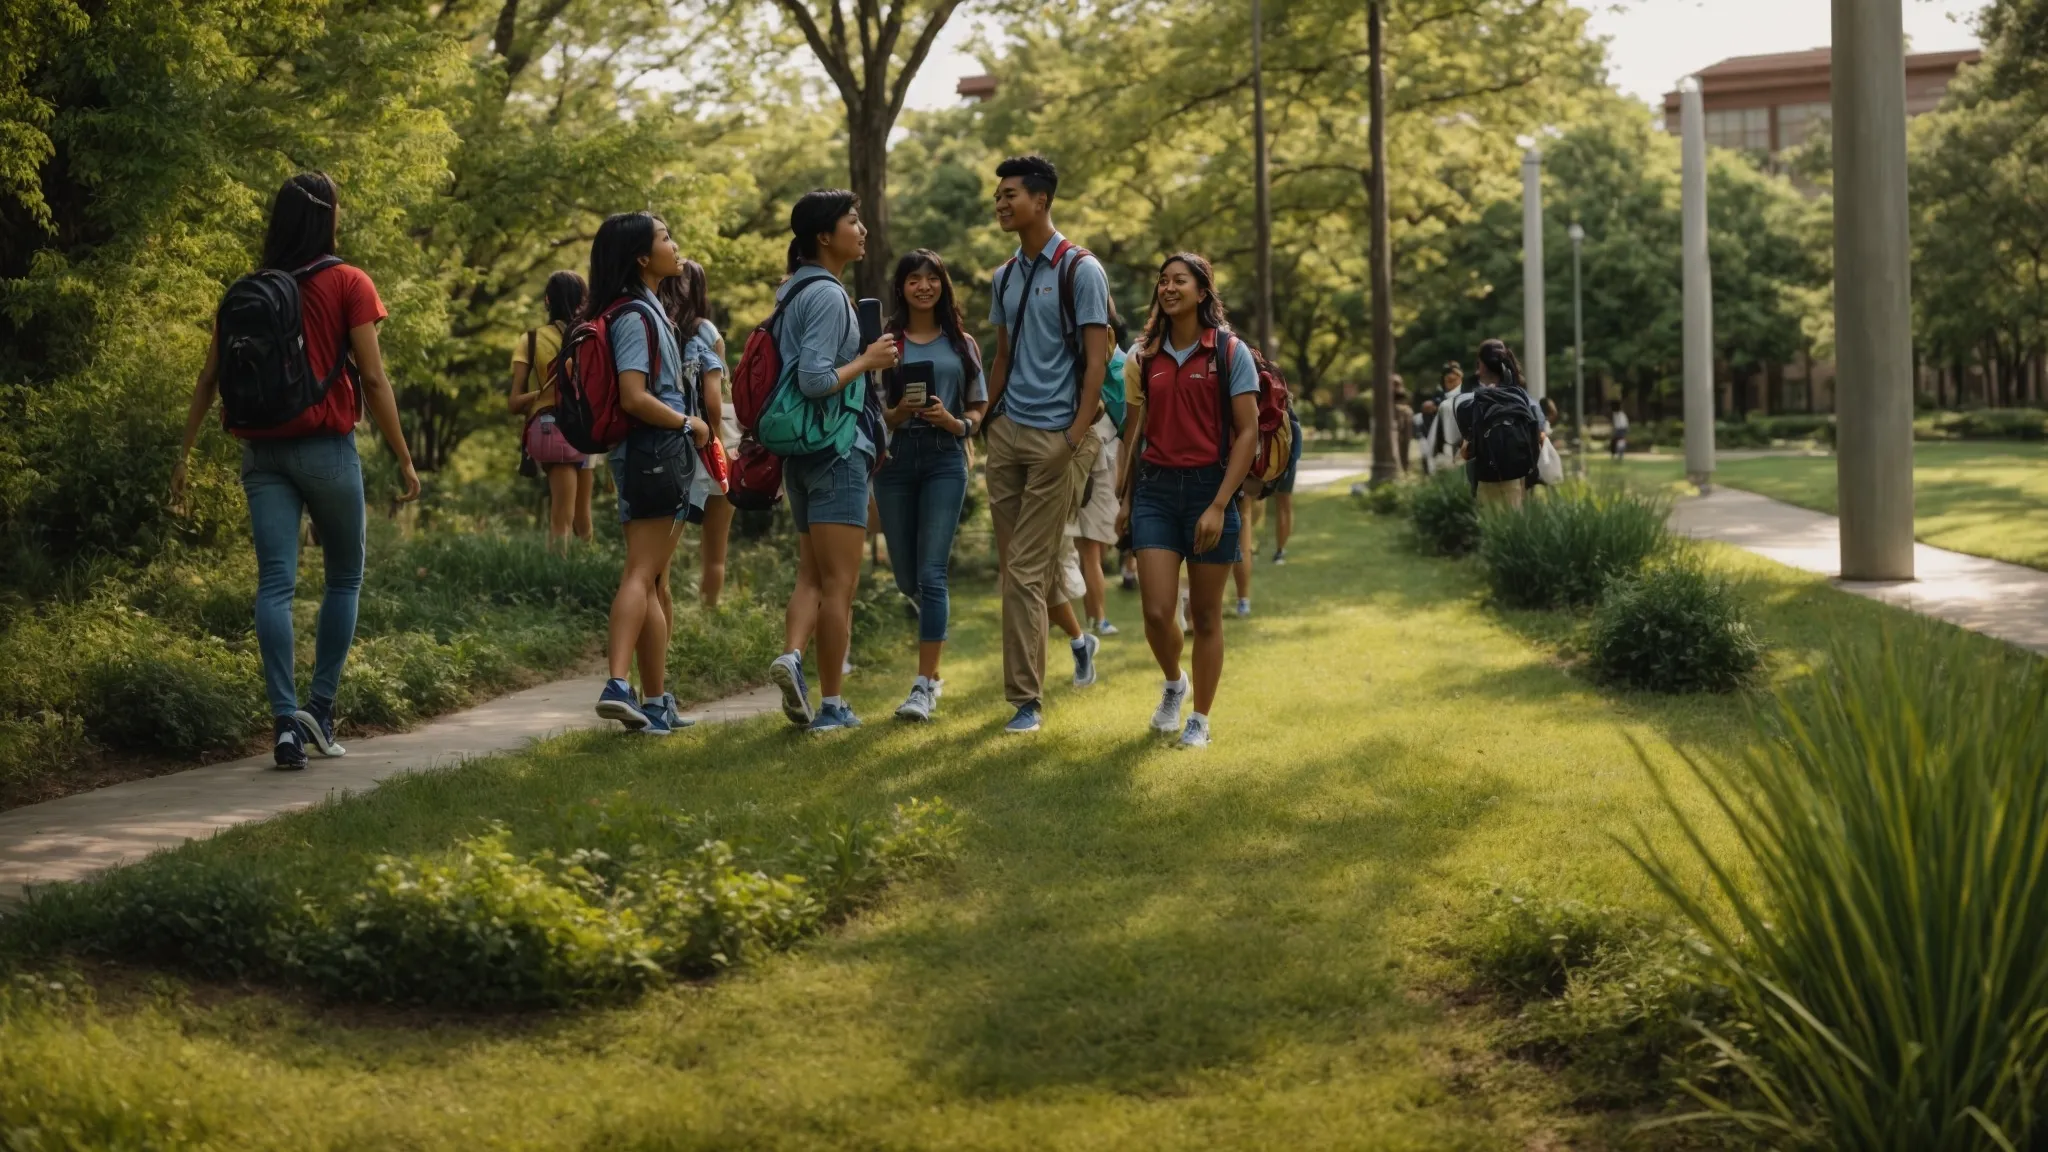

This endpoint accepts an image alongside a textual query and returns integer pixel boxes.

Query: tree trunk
[1366,0,1397,484]
[1251,0,1275,358]
[848,105,892,304]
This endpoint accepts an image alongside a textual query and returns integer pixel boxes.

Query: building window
[1777,101,1831,149]
[1704,107,1771,153]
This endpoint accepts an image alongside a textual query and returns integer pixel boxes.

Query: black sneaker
[293,697,346,758]
[273,716,308,770]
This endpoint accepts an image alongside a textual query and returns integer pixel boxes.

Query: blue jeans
[873,429,967,643]
[240,435,367,718]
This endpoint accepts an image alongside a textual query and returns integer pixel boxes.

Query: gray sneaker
[1072,633,1100,687]
[1179,714,1211,749]
[1151,678,1189,733]
[895,681,936,722]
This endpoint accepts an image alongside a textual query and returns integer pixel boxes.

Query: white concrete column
[1679,77,1716,488]
[1521,147,1547,400]
[1833,0,1915,581]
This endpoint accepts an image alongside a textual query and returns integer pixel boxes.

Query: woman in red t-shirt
[1115,252,1260,750]
[171,172,420,770]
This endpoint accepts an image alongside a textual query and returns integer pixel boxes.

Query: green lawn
[1615,441,2048,571]
[0,490,2019,1150]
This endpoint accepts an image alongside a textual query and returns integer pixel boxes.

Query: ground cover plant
[1407,467,1482,555]
[1615,441,2048,571]
[1588,556,1764,694]
[0,490,2027,1150]
[1629,627,2048,1149]
[1475,481,1668,609]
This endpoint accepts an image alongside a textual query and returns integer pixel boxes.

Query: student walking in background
[766,190,898,733]
[587,212,714,736]
[171,171,421,769]
[510,271,595,553]
[1609,401,1629,460]
[873,249,985,722]
[1117,252,1259,749]
[1266,402,1303,563]
[984,154,1111,734]
[1066,307,1130,638]
[1444,338,1545,510]
[659,259,735,606]
[1231,492,1256,617]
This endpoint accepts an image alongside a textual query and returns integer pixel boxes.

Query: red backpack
[726,277,835,511]
[552,298,662,455]
[1210,332,1297,490]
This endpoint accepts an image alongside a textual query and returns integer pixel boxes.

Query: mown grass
[1616,441,2048,571]
[0,488,2026,1150]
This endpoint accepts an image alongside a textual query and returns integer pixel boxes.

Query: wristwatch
[960,416,977,440]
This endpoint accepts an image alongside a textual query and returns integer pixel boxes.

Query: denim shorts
[608,437,692,524]
[786,447,873,532]
[1131,462,1241,565]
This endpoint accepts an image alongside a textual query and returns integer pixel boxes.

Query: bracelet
[960,417,977,440]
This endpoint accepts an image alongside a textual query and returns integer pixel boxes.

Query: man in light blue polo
[983,154,1111,734]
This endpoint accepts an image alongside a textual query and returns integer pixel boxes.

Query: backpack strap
[292,256,355,411]
[607,297,666,405]
[1054,243,1095,392]
[1213,329,1237,470]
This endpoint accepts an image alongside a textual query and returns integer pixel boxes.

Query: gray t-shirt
[609,288,688,455]
[987,231,1109,432]
[900,334,987,417]
[775,264,870,457]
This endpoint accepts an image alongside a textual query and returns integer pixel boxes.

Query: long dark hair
[260,172,339,271]
[583,212,661,320]
[1477,338,1524,389]
[787,189,858,275]
[543,270,586,327]
[886,249,976,378]
[1139,252,1229,355]
[658,259,711,336]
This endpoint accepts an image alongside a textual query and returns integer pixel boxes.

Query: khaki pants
[987,416,1100,707]
[1476,479,1526,510]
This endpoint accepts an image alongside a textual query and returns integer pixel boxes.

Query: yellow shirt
[511,323,566,414]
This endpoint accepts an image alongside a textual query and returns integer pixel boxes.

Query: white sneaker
[1151,677,1189,733]
[1072,632,1100,687]
[1179,713,1211,749]
[1095,619,1120,637]
[895,680,936,722]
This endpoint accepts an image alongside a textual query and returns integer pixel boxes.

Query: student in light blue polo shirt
[982,154,1113,735]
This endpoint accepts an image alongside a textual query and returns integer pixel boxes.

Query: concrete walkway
[1669,486,2048,656]
[0,676,783,902]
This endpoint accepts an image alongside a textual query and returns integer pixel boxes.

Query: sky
[900,0,1988,113]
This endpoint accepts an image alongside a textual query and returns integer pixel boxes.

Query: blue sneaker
[1071,632,1100,687]
[641,706,673,737]
[643,692,696,732]
[810,701,862,733]
[1004,702,1042,734]
[771,652,812,726]
[272,715,307,770]
[595,679,649,731]
[293,697,345,758]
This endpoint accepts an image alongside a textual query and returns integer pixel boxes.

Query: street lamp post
[1568,222,1586,477]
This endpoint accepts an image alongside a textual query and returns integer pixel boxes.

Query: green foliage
[9,801,958,1009]
[1588,556,1763,694]
[1407,469,1482,556]
[1627,628,2048,1147]
[1357,479,1409,517]
[1475,482,1668,609]
[1917,407,2048,441]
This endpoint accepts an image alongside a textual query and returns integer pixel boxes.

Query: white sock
[785,648,802,662]
[609,677,633,694]
[824,695,847,709]
[1189,711,1209,727]
[915,676,933,690]
[1166,674,1188,692]
[1071,635,1088,650]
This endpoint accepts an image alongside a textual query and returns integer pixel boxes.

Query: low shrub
[1588,556,1762,693]
[1475,482,1668,609]
[8,800,959,1009]
[1917,407,2048,442]
[1407,469,1481,556]
[1356,479,1408,517]
[1628,629,2048,1147]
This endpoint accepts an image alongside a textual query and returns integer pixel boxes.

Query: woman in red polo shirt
[171,171,420,770]
[1115,252,1259,749]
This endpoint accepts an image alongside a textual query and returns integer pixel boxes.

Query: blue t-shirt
[775,265,871,458]
[609,289,689,454]
[987,231,1109,432]
[900,334,987,418]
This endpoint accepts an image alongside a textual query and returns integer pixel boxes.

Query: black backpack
[215,256,351,431]
[1462,387,1540,483]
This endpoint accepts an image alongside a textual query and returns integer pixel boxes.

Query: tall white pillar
[1679,77,1716,488]
[1833,0,1915,581]
[1521,147,1547,400]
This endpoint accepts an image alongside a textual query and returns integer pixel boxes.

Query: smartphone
[899,361,935,409]
[857,297,884,349]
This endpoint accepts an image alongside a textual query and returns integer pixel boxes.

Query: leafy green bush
[8,800,959,1009]
[1355,479,1408,516]
[1588,557,1762,693]
[1628,629,2048,1148]
[1475,482,1668,609]
[1917,407,2048,442]
[1407,469,1481,556]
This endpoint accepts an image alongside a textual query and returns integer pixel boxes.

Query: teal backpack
[752,279,865,460]
[1102,347,1129,433]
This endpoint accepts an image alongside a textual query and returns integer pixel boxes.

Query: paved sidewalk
[1670,486,2048,656]
[0,676,783,902]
